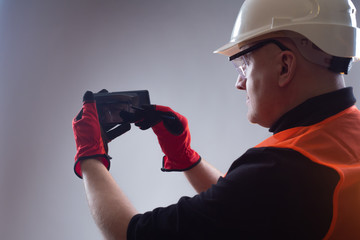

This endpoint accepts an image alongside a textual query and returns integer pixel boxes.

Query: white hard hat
[215,0,360,60]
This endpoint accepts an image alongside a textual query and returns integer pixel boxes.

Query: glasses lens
[231,56,248,78]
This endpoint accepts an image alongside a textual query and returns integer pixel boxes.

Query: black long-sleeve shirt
[127,88,356,240]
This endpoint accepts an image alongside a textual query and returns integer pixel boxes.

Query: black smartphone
[94,90,150,125]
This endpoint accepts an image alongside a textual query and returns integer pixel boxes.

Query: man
[73,0,360,239]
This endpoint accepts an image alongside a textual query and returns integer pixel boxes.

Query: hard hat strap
[329,57,352,75]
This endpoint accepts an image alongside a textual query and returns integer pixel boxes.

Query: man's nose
[235,74,246,90]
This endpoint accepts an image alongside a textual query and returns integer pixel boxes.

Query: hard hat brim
[214,24,360,61]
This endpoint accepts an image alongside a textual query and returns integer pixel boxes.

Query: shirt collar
[269,87,356,134]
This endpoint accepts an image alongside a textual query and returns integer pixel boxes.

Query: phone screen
[94,90,150,125]
[97,101,131,124]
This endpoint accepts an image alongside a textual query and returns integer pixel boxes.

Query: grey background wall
[1,0,359,239]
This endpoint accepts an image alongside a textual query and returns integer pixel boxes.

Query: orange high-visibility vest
[255,105,360,240]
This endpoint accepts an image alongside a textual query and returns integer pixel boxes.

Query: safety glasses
[229,39,291,78]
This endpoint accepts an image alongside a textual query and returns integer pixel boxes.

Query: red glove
[135,105,201,171]
[72,91,130,178]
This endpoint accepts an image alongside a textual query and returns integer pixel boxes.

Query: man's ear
[278,51,296,87]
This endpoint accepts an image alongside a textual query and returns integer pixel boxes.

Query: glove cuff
[161,154,202,172]
[74,155,111,179]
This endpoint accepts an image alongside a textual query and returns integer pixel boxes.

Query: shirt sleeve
[127,147,339,240]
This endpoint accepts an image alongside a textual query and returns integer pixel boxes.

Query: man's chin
[247,114,272,128]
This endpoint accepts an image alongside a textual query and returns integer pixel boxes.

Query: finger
[140,104,156,111]
[98,89,109,93]
[106,123,131,141]
[83,91,94,103]
[135,120,153,130]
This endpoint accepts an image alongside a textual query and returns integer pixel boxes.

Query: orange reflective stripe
[255,106,360,239]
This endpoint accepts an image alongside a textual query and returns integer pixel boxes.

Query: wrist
[161,154,202,172]
[80,158,108,174]
[75,156,110,179]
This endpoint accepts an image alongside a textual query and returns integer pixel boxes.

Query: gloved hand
[134,105,201,172]
[72,91,130,178]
